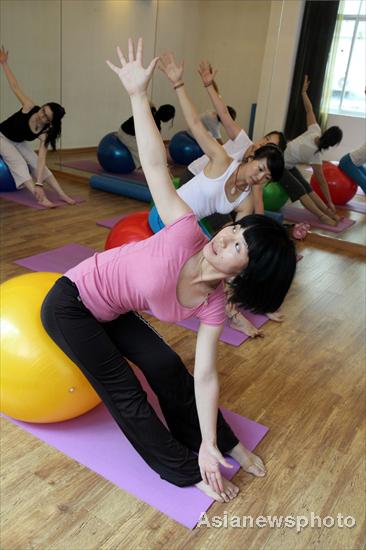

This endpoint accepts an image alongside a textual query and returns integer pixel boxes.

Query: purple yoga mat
[15,244,96,273]
[337,198,366,214]
[96,215,125,229]
[282,205,356,233]
[0,188,84,209]
[176,312,268,346]
[4,366,268,529]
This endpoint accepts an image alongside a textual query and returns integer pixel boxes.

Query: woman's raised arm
[107,38,190,226]
[159,52,227,165]
[198,61,242,141]
[0,47,34,109]
[301,75,317,128]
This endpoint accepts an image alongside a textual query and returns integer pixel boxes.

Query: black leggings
[41,277,238,487]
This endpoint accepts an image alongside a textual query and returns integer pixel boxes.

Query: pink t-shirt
[65,212,226,326]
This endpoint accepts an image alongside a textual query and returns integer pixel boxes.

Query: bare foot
[266,310,285,323]
[59,194,77,205]
[327,209,341,222]
[196,478,239,503]
[229,313,264,338]
[228,442,266,477]
[37,196,57,208]
[319,214,337,226]
[34,187,57,208]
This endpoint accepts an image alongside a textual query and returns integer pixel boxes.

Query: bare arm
[0,47,34,108]
[195,322,232,490]
[302,75,317,127]
[311,163,333,207]
[198,61,242,141]
[107,39,190,226]
[159,53,228,165]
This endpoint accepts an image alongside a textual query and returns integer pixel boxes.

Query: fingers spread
[128,37,135,62]
[116,46,127,66]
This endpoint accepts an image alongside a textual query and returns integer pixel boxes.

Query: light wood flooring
[0,159,365,550]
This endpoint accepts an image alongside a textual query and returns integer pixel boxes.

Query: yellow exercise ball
[0,272,101,423]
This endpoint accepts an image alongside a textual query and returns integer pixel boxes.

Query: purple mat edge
[282,206,356,233]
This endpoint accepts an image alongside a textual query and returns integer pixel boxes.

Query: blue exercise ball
[169,131,204,166]
[97,132,135,174]
[0,156,16,192]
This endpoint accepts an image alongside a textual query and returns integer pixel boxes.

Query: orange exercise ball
[105,210,153,250]
[0,272,101,423]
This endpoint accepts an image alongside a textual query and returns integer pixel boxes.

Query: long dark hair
[316,126,343,152]
[42,102,66,150]
[227,214,296,313]
[248,144,285,181]
[264,130,287,152]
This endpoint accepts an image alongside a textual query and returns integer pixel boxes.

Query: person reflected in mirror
[0,46,75,207]
[280,75,343,226]
[117,103,175,169]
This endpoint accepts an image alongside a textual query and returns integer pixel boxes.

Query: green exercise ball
[262,181,289,212]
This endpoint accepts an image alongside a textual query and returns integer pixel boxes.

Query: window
[327,0,366,117]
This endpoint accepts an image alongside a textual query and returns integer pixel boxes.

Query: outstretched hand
[198,61,217,87]
[106,37,159,97]
[302,74,310,94]
[159,52,184,85]
[0,46,8,64]
[198,440,233,495]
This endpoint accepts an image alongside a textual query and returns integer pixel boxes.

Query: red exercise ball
[105,211,153,250]
[310,161,357,205]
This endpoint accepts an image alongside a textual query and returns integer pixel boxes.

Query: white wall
[61,0,158,148]
[254,0,305,138]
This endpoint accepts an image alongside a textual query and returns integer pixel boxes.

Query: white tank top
[177,159,251,220]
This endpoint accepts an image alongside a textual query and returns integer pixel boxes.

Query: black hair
[157,104,176,122]
[227,214,296,314]
[227,105,237,120]
[252,144,284,181]
[264,130,287,152]
[42,102,65,150]
[317,126,343,152]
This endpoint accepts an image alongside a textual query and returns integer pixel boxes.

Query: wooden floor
[1,163,365,549]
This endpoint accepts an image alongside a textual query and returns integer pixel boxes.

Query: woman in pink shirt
[41,39,296,502]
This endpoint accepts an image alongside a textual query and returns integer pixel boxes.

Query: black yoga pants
[41,276,238,487]
[280,167,313,202]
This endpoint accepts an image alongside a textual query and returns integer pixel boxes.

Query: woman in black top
[117,104,175,169]
[0,46,75,207]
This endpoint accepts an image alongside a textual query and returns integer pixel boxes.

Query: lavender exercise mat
[15,244,96,273]
[282,205,356,233]
[176,312,268,347]
[337,198,366,214]
[4,366,268,529]
[0,188,84,209]
[96,215,125,229]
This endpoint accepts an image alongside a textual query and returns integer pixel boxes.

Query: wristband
[173,82,184,90]
[35,182,44,187]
